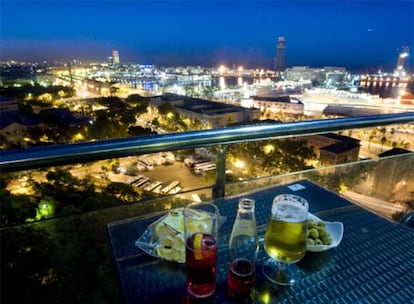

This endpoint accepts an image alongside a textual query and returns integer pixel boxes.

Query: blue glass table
[107,180,414,303]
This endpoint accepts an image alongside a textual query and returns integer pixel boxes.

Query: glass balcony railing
[1,112,414,303]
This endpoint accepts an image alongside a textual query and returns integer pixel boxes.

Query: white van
[132,176,150,187]
[169,186,182,194]
[150,155,165,166]
[139,156,154,165]
[201,165,217,175]
[152,185,163,194]
[184,155,211,167]
[129,175,143,185]
[136,162,146,171]
[163,154,175,165]
[139,159,154,171]
[161,181,180,194]
[144,181,163,192]
[194,162,216,174]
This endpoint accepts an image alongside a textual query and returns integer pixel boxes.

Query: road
[359,130,414,159]
[342,190,404,218]
[359,140,385,158]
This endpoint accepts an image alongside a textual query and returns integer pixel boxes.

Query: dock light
[218,65,226,75]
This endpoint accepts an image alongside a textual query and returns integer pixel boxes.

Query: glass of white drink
[262,194,308,286]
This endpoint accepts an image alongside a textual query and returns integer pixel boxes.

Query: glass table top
[107,179,414,303]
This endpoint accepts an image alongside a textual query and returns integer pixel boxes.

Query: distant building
[274,36,286,73]
[305,133,361,167]
[378,148,412,158]
[227,119,282,127]
[284,66,322,82]
[151,94,260,128]
[251,95,304,115]
[112,50,120,65]
[324,66,347,87]
[284,66,348,87]
[319,140,360,167]
[86,79,111,95]
[0,96,19,113]
[0,97,42,145]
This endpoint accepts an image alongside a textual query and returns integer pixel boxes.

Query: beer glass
[262,194,308,286]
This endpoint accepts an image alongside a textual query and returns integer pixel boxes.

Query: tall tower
[274,36,286,73]
[112,50,120,65]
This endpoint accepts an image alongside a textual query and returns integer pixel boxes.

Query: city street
[342,190,404,218]
[359,140,386,158]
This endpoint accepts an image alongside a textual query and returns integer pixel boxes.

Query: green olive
[306,238,315,246]
[307,220,331,246]
[317,221,326,227]
[322,236,332,245]
[318,228,327,238]
[309,228,319,239]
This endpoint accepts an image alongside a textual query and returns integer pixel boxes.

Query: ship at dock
[299,87,414,116]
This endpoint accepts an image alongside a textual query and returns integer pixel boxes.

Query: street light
[263,144,275,154]
[234,159,245,169]
[73,133,84,142]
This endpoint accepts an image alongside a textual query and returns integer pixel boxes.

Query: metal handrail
[400,212,414,229]
[1,112,414,173]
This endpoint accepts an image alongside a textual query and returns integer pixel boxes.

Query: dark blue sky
[1,0,413,71]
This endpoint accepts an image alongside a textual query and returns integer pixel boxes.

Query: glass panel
[227,152,414,221]
[1,138,413,303]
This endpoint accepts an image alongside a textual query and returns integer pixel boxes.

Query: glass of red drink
[184,202,219,299]
[227,258,256,298]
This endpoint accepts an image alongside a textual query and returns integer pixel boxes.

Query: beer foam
[271,201,308,222]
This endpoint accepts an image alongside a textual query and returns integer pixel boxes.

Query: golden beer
[264,203,307,264]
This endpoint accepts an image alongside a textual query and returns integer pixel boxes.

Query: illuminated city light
[218,65,226,75]
[219,77,226,90]
[34,199,56,220]
[263,144,275,154]
[234,159,245,169]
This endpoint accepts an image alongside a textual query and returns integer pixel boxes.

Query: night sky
[1,0,413,71]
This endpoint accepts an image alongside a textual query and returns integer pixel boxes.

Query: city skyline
[1,0,413,71]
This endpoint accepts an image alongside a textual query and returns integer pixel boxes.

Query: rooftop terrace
[1,112,413,303]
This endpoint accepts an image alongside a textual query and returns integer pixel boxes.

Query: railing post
[213,145,226,199]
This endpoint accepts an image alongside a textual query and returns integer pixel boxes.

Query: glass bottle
[227,198,259,298]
